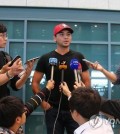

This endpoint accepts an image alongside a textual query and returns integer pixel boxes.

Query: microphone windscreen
[70,59,79,70]
[59,60,67,70]
[78,63,82,71]
[49,58,58,65]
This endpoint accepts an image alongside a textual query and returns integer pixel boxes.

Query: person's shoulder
[40,50,56,58]
[0,127,10,134]
[84,117,113,134]
[0,51,12,62]
[70,50,84,56]
[69,50,85,59]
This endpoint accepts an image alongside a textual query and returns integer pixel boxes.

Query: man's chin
[62,44,69,48]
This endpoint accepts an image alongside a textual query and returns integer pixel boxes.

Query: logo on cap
[54,23,73,36]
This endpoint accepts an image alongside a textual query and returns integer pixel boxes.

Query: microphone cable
[52,60,67,134]
[52,92,62,134]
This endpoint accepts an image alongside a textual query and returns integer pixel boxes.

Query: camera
[24,92,45,117]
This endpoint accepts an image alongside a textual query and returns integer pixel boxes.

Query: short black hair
[0,23,7,33]
[0,96,24,128]
[69,87,101,120]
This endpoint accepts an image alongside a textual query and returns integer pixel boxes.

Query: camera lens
[24,92,45,117]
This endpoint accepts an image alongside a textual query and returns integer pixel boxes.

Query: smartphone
[82,59,94,65]
[9,55,21,67]
[24,56,40,64]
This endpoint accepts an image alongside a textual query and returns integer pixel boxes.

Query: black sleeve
[100,98,120,119]
[113,67,120,85]
[10,76,20,91]
[35,55,47,73]
[41,87,50,98]
[0,51,7,69]
[79,54,89,72]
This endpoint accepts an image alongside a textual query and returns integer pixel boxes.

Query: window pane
[91,78,108,98]
[10,88,23,98]
[0,20,24,39]
[27,21,56,40]
[27,21,108,41]
[113,124,120,134]
[111,85,120,99]
[111,45,120,72]
[26,42,56,58]
[111,24,120,42]
[25,115,46,134]
[9,42,24,60]
[71,23,108,41]
[70,43,108,69]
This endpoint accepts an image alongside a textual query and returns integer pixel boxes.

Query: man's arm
[89,62,117,83]
[81,70,91,87]
[32,71,53,110]
[32,71,44,94]
[101,68,117,83]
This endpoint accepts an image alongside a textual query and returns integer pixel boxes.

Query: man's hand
[41,101,52,111]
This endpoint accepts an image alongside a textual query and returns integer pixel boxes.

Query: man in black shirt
[32,23,91,134]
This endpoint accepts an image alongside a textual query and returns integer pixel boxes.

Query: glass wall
[0,7,120,134]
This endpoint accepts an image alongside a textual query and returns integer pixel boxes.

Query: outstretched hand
[74,81,85,89]
[46,80,55,91]
[88,61,104,72]
[59,82,71,97]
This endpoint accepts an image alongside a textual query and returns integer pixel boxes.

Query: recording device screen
[9,55,21,67]
[24,57,40,64]
[82,59,94,65]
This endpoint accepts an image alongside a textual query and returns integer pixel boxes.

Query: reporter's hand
[25,60,35,76]
[46,80,55,91]
[8,58,24,77]
[89,61,104,72]
[60,82,71,97]
[74,81,85,89]
[0,62,11,74]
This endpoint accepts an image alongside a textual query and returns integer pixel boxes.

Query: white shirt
[74,116,114,134]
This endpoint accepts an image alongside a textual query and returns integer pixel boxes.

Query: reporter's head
[0,96,26,128]
[69,87,101,121]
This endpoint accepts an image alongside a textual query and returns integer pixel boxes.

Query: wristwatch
[6,71,13,79]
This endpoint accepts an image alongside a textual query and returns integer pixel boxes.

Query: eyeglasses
[0,33,8,38]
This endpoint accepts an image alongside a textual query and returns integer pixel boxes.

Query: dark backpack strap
[1,51,12,63]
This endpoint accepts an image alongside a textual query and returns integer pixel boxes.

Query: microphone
[77,63,82,83]
[59,60,67,83]
[70,59,79,82]
[49,58,58,80]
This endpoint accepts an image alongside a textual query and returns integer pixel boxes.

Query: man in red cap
[32,23,91,134]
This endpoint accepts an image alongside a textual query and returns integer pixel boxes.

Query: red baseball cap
[54,23,73,36]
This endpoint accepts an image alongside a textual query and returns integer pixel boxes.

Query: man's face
[0,32,8,48]
[54,30,72,48]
